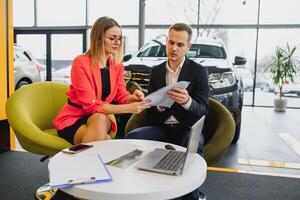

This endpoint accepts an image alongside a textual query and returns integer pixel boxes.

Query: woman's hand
[126,89,145,103]
[132,89,145,101]
[127,100,151,114]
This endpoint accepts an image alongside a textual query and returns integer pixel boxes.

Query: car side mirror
[123,54,132,62]
[233,56,247,65]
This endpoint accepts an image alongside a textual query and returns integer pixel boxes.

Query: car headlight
[209,72,236,89]
[124,70,132,82]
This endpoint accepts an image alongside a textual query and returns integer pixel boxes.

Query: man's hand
[167,87,190,105]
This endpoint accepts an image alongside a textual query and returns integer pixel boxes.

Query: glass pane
[87,29,91,50]
[211,0,258,24]
[15,35,46,80]
[260,0,300,24]
[37,0,86,26]
[146,0,258,25]
[145,29,168,42]
[13,0,34,26]
[87,28,138,56]
[146,0,194,24]
[255,29,300,108]
[88,0,139,25]
[51,34,83,84]
[122,29,139,54]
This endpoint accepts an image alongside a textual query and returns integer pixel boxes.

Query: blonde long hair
[85,16,123,67]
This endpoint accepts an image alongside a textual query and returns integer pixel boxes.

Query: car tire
[232,120,241,144]
[16,80,30,90]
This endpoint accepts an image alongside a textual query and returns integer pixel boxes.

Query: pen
[68,177,96,185]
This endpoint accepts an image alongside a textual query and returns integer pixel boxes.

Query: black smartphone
[62,144,93,154]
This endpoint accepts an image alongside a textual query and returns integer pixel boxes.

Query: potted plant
[265,43,300,111]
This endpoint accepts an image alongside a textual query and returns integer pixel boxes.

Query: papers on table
[145,81,190,108]
[106,149,149,169]
[48,154,112,189]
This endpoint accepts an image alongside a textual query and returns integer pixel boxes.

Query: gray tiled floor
[217,106,300,176]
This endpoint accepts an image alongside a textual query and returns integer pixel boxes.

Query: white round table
[51,139,207,200]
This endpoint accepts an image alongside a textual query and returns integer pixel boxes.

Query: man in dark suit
[125,23,208,200]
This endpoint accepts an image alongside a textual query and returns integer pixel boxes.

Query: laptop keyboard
[153,151,185,171]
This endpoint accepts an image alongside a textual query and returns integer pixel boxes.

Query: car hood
[192,58,232,68]
[123,57,166,67]
[124,57,232,70]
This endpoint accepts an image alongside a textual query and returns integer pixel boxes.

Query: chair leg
[35,183,57,200]
[40,156,50,162]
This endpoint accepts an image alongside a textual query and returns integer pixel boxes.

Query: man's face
[166,29,191,63]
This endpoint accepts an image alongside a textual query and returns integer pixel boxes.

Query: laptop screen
[183,115,206,168]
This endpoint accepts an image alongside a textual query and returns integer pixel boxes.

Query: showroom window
[88,0,139,25]
[145,0,258,25]
[37,0,86,26]
[13,0,300,108]
[260,0,300,24]
[13,0,34,26]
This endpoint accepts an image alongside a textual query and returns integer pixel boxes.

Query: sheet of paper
[106,149,149,169]
[48,154,112,188]
[145,81,190,108]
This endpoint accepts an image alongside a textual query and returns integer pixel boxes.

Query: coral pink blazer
[53,54,130,132]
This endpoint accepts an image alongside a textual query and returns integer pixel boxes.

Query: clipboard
[48,154,112,189]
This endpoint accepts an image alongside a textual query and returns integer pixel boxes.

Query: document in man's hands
[145,81,190,108]
[48,154,112,189]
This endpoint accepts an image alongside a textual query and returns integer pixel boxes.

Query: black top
[101,66,110,100]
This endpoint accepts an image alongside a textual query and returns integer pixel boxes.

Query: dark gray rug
[0,151,48,200]
[0,151,299,200]
[200,170,300,200]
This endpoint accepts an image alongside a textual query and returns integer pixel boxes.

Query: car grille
[130,71,150,90]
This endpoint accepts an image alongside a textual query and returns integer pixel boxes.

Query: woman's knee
[88,113,109,126]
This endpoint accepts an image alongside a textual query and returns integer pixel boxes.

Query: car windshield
[136,41,227,59]
[187,44,226,59]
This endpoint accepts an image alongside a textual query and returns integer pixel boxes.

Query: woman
[53,16,149,145]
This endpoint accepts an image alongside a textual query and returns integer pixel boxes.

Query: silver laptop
[136,115,205,175]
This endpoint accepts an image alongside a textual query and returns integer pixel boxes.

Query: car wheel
[16,80,30,90]
[232,120,241,144]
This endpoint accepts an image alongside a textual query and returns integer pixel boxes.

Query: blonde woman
[53,16,149,145]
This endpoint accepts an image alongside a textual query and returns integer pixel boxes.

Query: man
[125,23,209,200]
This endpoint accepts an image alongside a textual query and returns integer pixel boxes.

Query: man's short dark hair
[169,23,193,42]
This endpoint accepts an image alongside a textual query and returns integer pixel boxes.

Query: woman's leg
[74,113,111,144]
[73,124,87,144]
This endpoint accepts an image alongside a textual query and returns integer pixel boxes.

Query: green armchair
[5,82,72,156]
[124,98,235,166]
[202,98,235,166]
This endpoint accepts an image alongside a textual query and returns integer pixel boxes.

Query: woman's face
[104,26,122,56]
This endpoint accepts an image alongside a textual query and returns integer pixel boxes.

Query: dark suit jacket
[147,56,209,127]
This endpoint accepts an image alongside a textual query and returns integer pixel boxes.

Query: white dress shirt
[162,57,192,124]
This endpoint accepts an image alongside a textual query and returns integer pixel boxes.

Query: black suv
[122,35,246,143]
